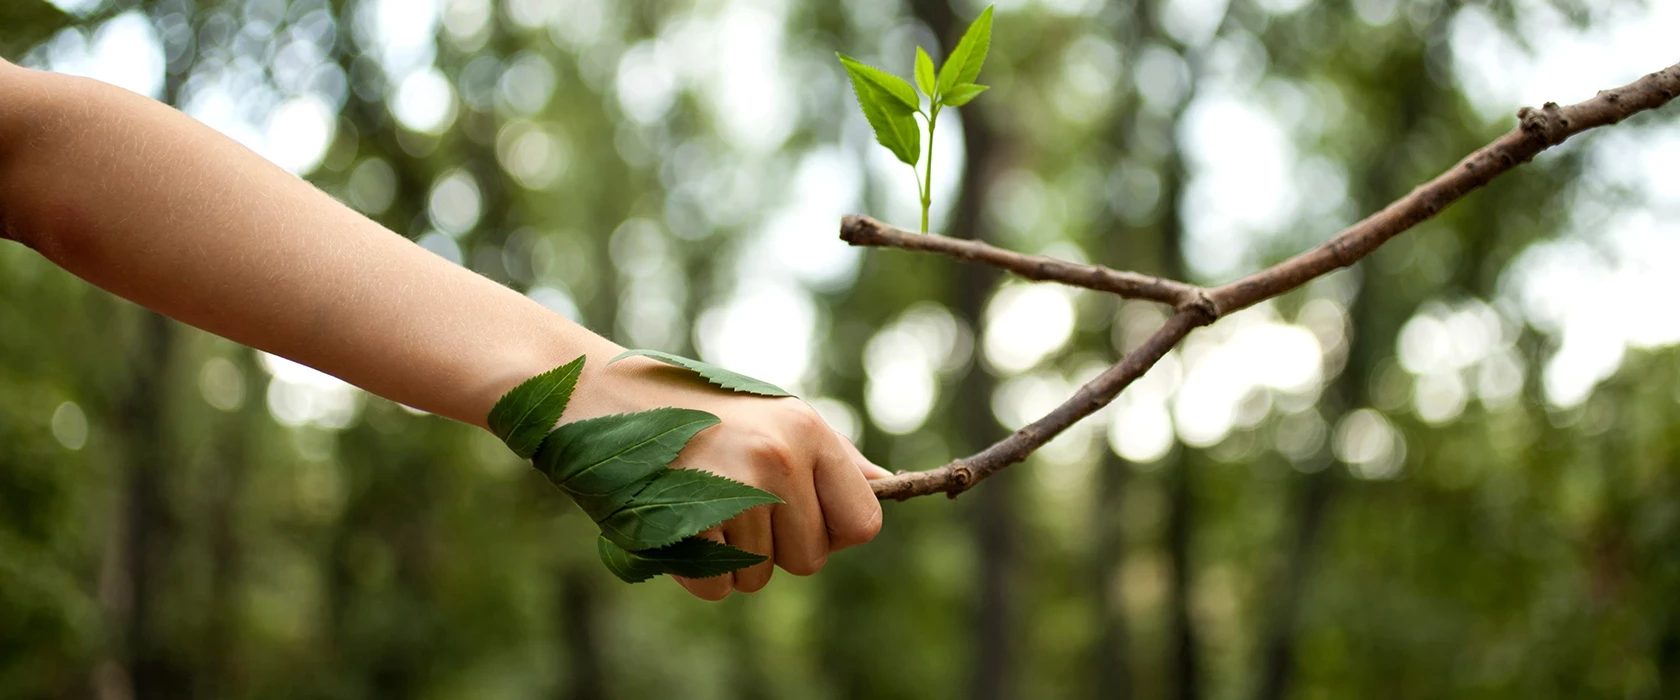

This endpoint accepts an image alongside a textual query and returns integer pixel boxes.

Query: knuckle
[745,435,798,475]
[787,404,828,435]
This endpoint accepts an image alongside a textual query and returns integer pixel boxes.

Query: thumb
[835,429,893,480]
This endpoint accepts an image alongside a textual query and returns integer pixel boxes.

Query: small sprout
[839,5,994,233]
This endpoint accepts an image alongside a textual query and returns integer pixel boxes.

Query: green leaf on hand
[532,408,720,520]
[598,536,769,584]
[613,349,793,397]
[937,5,994,96]
[837,54,923,167]
[915,47,937,98]
[599,469,780,550]
[941,83,990,107]
[487,355,585,459]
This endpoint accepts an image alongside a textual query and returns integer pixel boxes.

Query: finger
[671,527,733,601]
[814,434,884,552]
[836,430,894,480]
[724,506,774,593]
[763,443,827,576]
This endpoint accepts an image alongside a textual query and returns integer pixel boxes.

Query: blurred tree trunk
[1089,86,1157,700]
[201,351,261,700]
[1090,451,1132,699]
[1253,468,1334,700]
[557,572,605,700]
[106,313,187,700]
[1254,44,1438,700]
[907,2,1012,698]
[1662,585,1680,696]
[1157,105,1200,700]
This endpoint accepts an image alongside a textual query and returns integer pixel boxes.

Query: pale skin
[0,58,887,601]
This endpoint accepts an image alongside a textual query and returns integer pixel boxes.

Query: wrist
[465,312,628,430]
[561,351,678,421]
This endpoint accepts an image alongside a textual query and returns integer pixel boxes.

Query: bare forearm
[0,60,888,599]
[0,62,615,428]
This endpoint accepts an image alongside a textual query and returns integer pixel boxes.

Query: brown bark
[841,217,1202,307]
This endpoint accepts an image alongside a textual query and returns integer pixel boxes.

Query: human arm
[0,58,885,599]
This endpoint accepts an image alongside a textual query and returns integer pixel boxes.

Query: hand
[563,353,890,600]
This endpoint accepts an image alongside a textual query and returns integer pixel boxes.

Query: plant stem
[921,105,938,233]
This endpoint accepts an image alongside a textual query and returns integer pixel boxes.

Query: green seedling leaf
[941,83,990,107]
[532,408,720,520]
[937,5,994,96]
[875,107,921,168]
[915,46,937,98]
[487,355,585,459]
[599,536,768,584]
[838,54,922,167]
[613,349,793,397]
[837,53,919,112]
[600,469,781,550]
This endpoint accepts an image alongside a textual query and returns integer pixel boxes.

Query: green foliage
[612,349,792,397]
[838,53,922,167]
[598,535,772,584]
[941,83,990,107]
[532,407,720,520]
[599,469,779,550]
[494,358,780,583]
[0,1,72,57]
[486,356,583,459]
[915,47,937,99]
[835,54,919,112]
[937,6,993,93]
[837,5,994,232]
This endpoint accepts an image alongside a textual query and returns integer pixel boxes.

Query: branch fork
[849,61,1680,501]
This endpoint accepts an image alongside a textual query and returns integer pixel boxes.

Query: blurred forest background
[2,0,1678,698]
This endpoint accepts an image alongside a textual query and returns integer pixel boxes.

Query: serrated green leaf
[915,47,937,98]
[937,6,994,95]
[876,108,921,168]
[532,408,720,520]
[941,83,989,107]
[599,469,781,550]
[612,349,793,397]
[487,356,585,459]
[598,535,661,582]
[955,7,994,85]
[836,53,919,112]
[838,54,922,167]
[598,536,768,584]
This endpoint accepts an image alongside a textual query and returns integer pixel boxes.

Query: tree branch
[1210,64,1680,316]
[840,214,1209,311]
[858,61,1680,500]
[871,310,1202,500]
